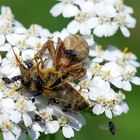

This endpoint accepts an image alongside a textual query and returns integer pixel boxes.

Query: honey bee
[3,35,90,112]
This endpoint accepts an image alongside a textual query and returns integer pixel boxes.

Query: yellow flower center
[75,12,89,23]
[3,121,12,130]
[58,116,68,126]
[19,100,25,111]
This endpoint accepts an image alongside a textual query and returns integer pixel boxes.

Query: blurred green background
[0,0,140,140]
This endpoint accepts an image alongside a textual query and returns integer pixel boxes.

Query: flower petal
[28,129,40,140]
[17,132,26,140]
[22,113,32,127]
[63,4,79,18]
[79,23,91,35]
[21,49,35,61]
[111,77,123,89]
[121,102,129,113]
[0,35,5,45]
[105,109,112,119]
[67,20,79,34]
[12,125,21,137]
[122,81,132,91]
[0,43,11,51]
[10,111,21,124]
[112,105,123,116]
[92,57,103,63]
[131,76,140,85]
[25,101,36,112]
[62,125,74,139]
[45,121,60,134]
[1,98,15,110]
[92,104,104,115]
[85,17,98,29]
[3,131,15,140]
[50,3,63,17]
[32,123,43,132]
[120,26,130,37]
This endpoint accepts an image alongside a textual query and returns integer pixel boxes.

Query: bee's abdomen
[52,82,89,111]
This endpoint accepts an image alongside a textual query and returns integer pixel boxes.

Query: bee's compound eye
[24,59,33,69]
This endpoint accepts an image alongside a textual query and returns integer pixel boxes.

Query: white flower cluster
[0,2,139,140]
[50,0,136,38]
[77,45,140,119]
[0,6,86,139]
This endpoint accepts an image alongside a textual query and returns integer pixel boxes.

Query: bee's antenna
[12,48,24,67]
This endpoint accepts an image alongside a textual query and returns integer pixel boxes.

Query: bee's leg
[62,105,71,112]
[40,58,48,68]
[71,68,86,81]
[35,39,56,61]
[55,38,64,67]
[62,108,68,112]
[33,90,42,96]
[15,87,22,92]
[49,77,62,88]
[65,62,86,81]
[65,62,85,71]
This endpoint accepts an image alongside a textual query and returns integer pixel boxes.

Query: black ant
[2,76,22,84]
[108,121,116,135]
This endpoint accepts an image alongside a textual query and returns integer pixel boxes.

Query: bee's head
[12,49,33,80]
